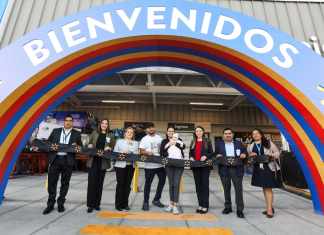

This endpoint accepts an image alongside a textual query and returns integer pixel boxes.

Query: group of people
[41,115,282,219]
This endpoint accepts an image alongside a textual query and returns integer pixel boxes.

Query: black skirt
[251,163,282,188]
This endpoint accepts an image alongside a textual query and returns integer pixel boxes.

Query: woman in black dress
[248,129,282,218]
[86,119,115,213]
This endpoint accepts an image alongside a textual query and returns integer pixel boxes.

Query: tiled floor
[0,170,323,235]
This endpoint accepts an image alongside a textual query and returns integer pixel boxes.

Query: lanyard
[256,143,262,155]
[62,129,71,144]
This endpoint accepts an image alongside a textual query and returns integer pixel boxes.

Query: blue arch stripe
[1,44,322,160]
[1,60,321,213]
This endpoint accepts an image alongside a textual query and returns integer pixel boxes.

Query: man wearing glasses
[42,115,82,215]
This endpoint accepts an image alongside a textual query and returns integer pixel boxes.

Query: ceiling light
[101,100,135,104]
[189,102,224,106]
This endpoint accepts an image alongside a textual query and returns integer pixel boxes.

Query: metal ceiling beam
[176,75,184,86]
[79,85,242,96]
[147,73,157,110]
[217,81,223,88]
[228,96,246,110]
[165,74,175,86]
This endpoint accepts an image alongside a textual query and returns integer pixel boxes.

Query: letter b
[23,40,50,66]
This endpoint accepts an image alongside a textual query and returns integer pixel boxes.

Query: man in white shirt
[139,123,166,211]
[42,115,82,215]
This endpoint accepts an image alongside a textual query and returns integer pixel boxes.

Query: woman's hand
[88,144,94,148]
[200,156,207,161]
[190,157,195,161]
[249,152,257,157]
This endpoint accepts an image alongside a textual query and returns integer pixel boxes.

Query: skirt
[251,163,282,188]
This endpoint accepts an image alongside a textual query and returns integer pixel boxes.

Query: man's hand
[189,157,195,161]
[239,153,247,159]
[216,154,223,158]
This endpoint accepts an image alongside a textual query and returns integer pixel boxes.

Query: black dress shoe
[115,207,123,211]
[95,207,101,211]
[124,206,130,211]
[87,207,94,213]
[142,202,149,211]
[222,208,233,214]
[152,200,165,208]
[200,208,208,214]
[57,205,65,213]
[262,208,275,215]
[237,211,245,218]
[42,206,54,215]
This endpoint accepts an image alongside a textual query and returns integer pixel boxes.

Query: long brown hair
[98,119,110,133]
[190,126,208,150]
[252,128,270,149]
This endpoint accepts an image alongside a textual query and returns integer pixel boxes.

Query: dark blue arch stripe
[1,60,321,213]
[1,43,322,159]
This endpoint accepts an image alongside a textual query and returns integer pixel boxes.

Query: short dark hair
[223,128,234,134]
[146,122,155,128]
[167,125,175,131]
[64,114,73,120]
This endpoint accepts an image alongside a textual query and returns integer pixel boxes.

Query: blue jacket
[215,140,247,177]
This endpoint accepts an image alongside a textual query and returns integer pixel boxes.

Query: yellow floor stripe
[80,225,233,235]
[97,211,217,221]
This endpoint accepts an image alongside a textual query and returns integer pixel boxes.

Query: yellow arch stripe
[0,36,323,130]
[0,51,323,182]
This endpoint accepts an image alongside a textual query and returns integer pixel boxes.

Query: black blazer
[189,138,213,168]
[47,128,82,166]
[160,138,185,158]
[215,140,247,177]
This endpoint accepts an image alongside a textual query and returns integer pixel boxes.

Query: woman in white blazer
[113,127,139,211]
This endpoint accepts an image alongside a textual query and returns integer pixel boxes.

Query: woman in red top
[189,126,213,214]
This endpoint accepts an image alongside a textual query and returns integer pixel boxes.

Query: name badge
[236,149,241,156]
[106,137,111,143]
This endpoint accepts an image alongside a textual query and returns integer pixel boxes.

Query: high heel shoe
[262,208,275,215]
[266,213,274,218]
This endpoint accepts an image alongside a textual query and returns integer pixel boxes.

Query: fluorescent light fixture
[102,100,135,104]
[190,102,224,106]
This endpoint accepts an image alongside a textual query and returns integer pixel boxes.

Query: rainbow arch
[0,1,323,214]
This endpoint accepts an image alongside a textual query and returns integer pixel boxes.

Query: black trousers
[192,167,210,208]
[87,157,106,209]
[47,156,73,207]
[144,167,166,203]
[115,165,135,209]
[220,167,244,212]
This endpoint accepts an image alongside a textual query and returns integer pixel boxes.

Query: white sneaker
[173,206,180,215]
[164,205,173,212]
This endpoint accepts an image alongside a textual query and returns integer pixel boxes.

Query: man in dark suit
[215,128,247,218]
[43,115,82,215]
